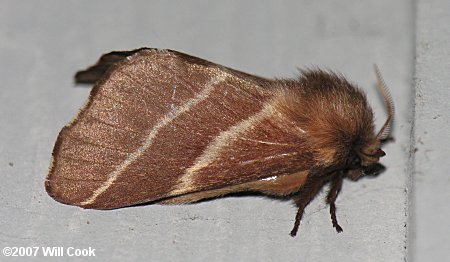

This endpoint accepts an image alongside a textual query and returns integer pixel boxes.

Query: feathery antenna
[374,64,394,140]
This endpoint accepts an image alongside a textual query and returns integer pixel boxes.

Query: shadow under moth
[45,48,393,236]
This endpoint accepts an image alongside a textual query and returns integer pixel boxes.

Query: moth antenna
[373,64,394,141]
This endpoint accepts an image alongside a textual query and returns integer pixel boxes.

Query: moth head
[346,144,385,181]
[346,65,393,181]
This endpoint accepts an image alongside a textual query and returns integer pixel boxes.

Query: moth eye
[351,156,361,166]
[362,163,385,177]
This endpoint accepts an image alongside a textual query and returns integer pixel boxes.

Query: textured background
[0,1,416,261]
[411,0,450,261]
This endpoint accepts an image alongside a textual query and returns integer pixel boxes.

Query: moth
[45,48,393,236]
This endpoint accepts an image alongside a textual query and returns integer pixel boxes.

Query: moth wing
[46,48,314,209]
[74,48,149,84]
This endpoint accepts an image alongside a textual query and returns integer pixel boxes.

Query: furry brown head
[275,66,393,179]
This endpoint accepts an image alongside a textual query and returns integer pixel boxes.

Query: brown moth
[45,48,393,236]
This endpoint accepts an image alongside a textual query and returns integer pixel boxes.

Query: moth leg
[290,200,307,237]
[326,173,344,233]
[75,48,149,84]
[290,180,325,237]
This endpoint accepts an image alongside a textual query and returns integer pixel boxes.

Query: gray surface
[0,1,413,261]
[410,0,450,261]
